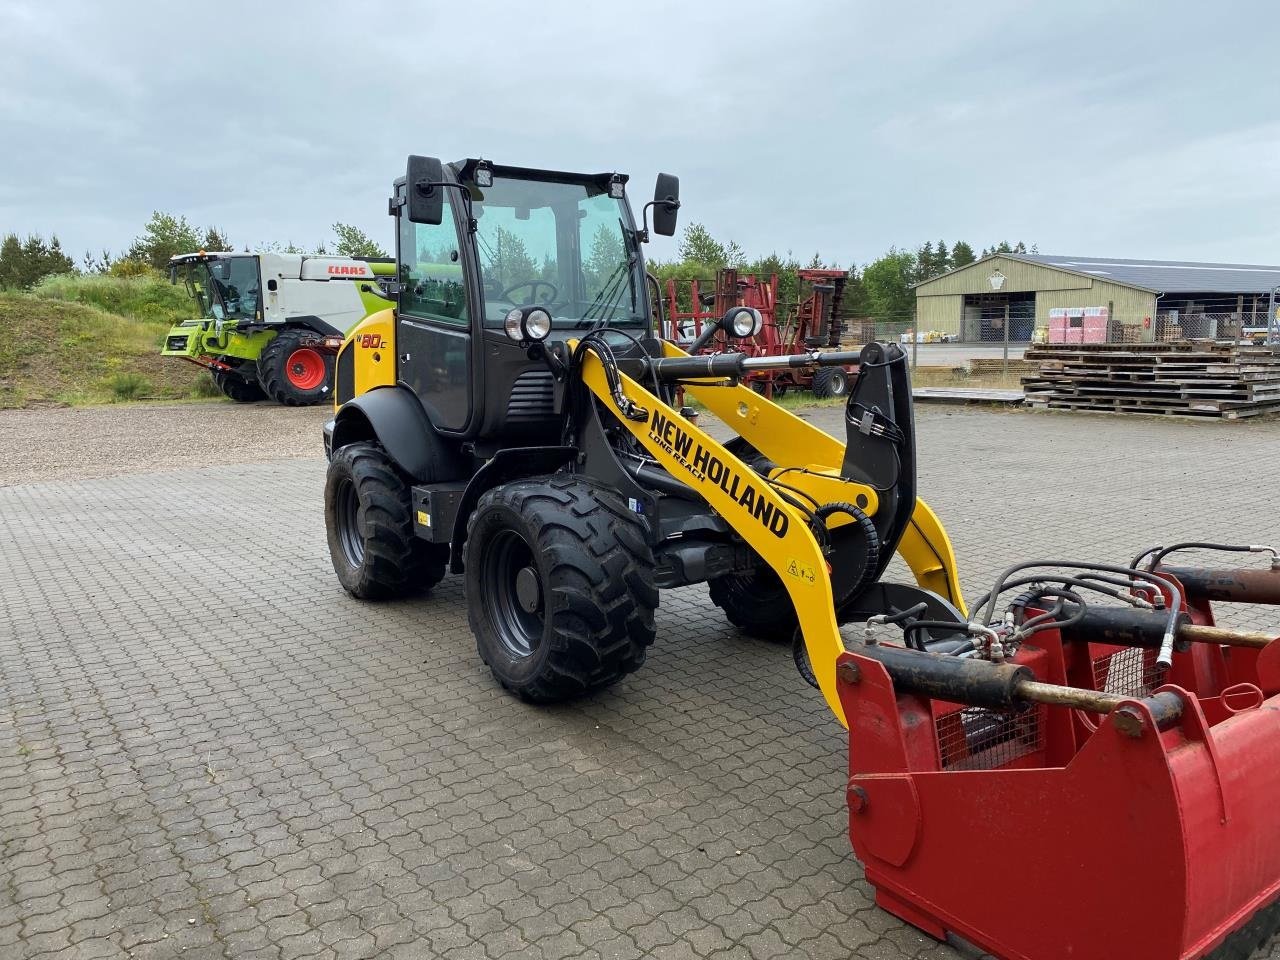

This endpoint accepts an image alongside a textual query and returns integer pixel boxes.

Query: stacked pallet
[971,357,1035,376]
[1022,341,1280,419]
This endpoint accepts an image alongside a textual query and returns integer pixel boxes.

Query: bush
[108,258,154,278]
[33,272,196,325]
[189,372,222,399]
[107,372,152,401]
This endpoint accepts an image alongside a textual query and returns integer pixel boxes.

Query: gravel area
[0,402,331,486]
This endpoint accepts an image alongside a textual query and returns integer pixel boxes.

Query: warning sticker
[785,559,816,583]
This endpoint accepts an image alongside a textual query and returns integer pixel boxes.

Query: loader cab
[391,157,673,447]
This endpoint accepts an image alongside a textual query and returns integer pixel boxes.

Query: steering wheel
[499,279,559,305]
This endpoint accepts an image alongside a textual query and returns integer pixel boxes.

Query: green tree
[488,226,536,290]
[861,248,917,322]
[584,224,623,292]
[0,232,76,289]
[935,239,951,274]
[128,212,207,269]
[331,222,389,259]
[950,241,976,268]
[915,241,935,283]
[677,222,727,267]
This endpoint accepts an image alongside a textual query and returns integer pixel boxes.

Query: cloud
[1,0,1277,266]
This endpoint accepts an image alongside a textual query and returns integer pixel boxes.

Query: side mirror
[651,173,680,237]
[406,155,445,225]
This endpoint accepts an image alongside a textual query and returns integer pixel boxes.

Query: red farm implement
[835,546,1280,960]
[660,267,857,398]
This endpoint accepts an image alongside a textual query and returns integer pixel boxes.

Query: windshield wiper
[575,256,635,330]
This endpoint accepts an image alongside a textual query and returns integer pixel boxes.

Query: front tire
[325,442,447,599]
[258,329,334,406]
[212,368,266,403]
[465,475,657,702]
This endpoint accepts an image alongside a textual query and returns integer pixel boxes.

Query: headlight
[504,306,553,343]
[726,306,763,338]
[524,308,551,341]
[504,308,523,340]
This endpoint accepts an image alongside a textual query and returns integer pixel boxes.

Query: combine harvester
[163,251,395,405]
[319,153,1280,959]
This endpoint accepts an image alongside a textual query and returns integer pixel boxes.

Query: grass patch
[107,372,152,401]
[33,272,197,324]
[0,291,206,407]
[189,372,222,399]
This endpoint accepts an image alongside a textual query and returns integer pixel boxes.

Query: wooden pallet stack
[1022,341,1280,419]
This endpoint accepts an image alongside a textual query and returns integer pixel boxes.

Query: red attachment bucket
[838,589,1280,960]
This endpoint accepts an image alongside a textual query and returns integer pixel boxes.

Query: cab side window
[399,202,468,326]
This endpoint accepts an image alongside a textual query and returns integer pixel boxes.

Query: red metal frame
[837,581,1280,960]
[661,268,857,398]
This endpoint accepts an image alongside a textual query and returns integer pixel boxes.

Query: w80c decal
[357,334,386,349]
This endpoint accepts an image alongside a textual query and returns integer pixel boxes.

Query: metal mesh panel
[1092,648,1165,698]
[936,706,1044,771]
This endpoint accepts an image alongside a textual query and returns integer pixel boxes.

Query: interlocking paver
[2,406,1279,959]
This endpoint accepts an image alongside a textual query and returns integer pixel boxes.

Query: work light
[504,307,552,343]
[725,306,763,338]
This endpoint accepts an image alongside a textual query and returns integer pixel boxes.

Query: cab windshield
[469,175,641,328]
[173,257,261,322]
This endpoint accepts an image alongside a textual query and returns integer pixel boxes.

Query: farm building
[914,253,1280,343]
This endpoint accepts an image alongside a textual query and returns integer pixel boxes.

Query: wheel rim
[482,528,544,659]
[286,347,326,390]
[334,477,364,567]
[830,372,847,395]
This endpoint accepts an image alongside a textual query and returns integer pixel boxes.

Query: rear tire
[325,442,447,600]
[811,367,848,399]
[258,329,334,406]
[465,475,657,702]
[708,565,798,641]
[212,368,265,403]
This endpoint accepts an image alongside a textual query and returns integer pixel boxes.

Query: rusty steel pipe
[1160,565,1280,606]
[1012,681,1185,735]
[1178,623,1277,650]
[1012,679,1125,714]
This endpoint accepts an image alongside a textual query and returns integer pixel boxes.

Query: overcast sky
[3,0,1278,268]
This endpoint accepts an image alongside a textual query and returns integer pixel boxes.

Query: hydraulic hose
[972,561,1183,667]
[1131,541,1279,571]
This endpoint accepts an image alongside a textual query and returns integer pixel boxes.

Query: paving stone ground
[1,404,1279,959]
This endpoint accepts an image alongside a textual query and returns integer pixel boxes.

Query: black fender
[448,446,577,573]
[329,386,459,483]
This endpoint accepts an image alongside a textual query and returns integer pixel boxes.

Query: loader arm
[575,339,965,726]
[666,340,965,614]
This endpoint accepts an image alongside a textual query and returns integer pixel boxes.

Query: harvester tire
[258,329,333,406]
[1205,897,1280,960]
[211,369,265,403]
[811,367,848,399]
[325,442,448,600]
[465,475,657,703]
[708,566,798,641]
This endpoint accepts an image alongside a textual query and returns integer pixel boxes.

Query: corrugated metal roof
[1014,254,1280,294]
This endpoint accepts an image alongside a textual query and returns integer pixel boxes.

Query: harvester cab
[163,251,395,405]
[322,154,1280,960]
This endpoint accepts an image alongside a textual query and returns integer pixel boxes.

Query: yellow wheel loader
[321,155,1280,960]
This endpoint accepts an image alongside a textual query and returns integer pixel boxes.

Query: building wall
[915,255,1093,298]
[913,255,1159,341]
[916,294,963,333]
